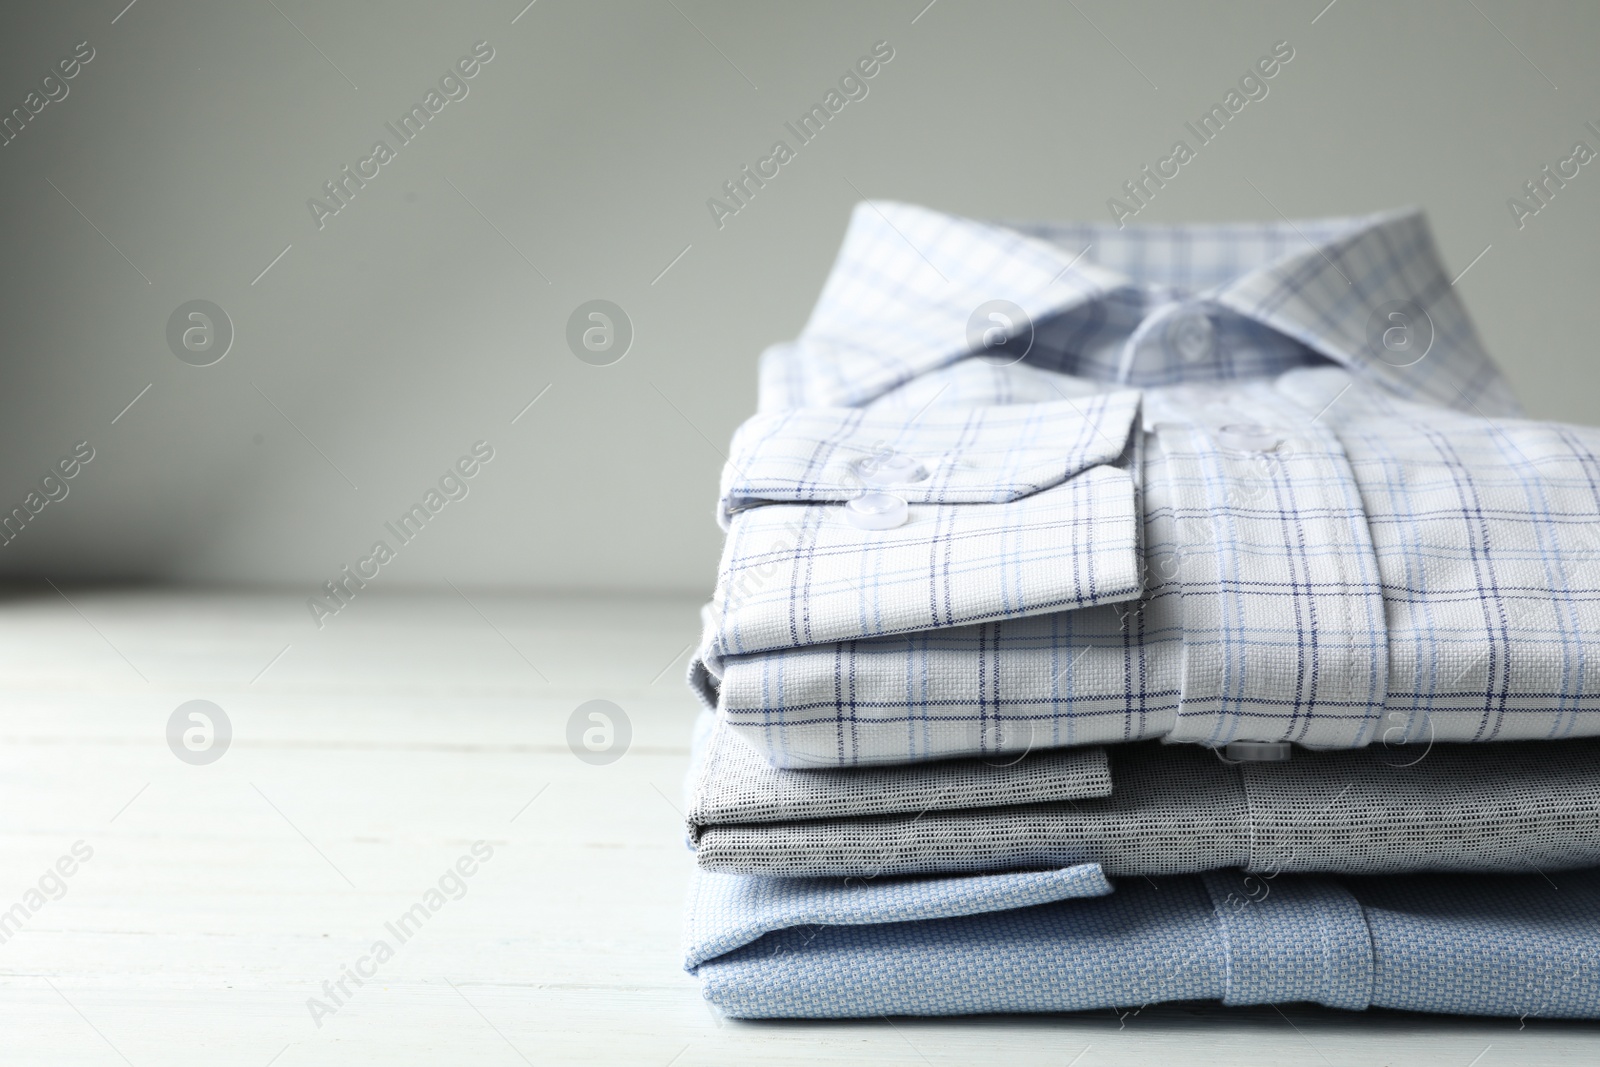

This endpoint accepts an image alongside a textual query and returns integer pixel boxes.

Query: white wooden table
[1,589,1596,1065]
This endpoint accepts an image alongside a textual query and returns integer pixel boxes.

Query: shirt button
[845,492,909,530]
[1224,740,1292,762]
[855,451,928,487]
[1217,423,1282,453]
[1168,309,1215,363]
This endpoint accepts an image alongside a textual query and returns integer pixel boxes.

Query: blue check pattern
[718,391,1142,524]
[759,203,1517,415]
[692,203,1600,767]
[1304,375,1600,745]
[711,393,1146,659]
[1153,386,1390,748]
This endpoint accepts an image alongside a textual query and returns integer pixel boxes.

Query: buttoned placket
[1115,296,1217,384]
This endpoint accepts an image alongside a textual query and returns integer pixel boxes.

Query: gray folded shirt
[688,713,1600,878]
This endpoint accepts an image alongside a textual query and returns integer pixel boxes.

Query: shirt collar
[792,201,1517,414]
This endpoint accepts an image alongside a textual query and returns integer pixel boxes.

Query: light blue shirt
[686,864,1600,1020]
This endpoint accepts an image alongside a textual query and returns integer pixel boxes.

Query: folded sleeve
[711,393,1145,658]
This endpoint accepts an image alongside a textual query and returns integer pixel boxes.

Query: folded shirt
[690,715,1600,878]
[691,204,1600,768]
[685,864,1600,1019]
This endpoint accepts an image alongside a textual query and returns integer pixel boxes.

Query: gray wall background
[1,0,1597,595]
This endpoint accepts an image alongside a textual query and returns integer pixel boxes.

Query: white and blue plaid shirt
[691,202,1600,767]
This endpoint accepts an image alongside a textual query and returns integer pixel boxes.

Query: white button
[1168,309,1215,362]
[845,492,909,530]
[1217,423,1281,454]
[1224,740,1292,762]
[855,451,928,487]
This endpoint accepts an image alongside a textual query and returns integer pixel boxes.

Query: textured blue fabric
[686,866,1600,1019]
[683,864,1113,969]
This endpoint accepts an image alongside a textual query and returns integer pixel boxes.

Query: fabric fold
[683,864,1113,970]
[711,396,1145,657]
[687,712,1112,833]
[1201,870,1373,1010]
[1153,399,1390,748]
[707,376,1600,764]
[688,866,1600,1019]
[692,736,1600,879]
[718,392,1143,524]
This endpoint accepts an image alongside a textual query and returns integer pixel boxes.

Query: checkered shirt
[692,203,1600,766]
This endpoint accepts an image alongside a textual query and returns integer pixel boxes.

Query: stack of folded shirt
[680,202,1600,1020]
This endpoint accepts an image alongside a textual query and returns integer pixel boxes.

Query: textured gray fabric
[694,737,1600,878]
[688,713,1112,834]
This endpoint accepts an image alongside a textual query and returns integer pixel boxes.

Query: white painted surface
[0,589,1595,1065]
